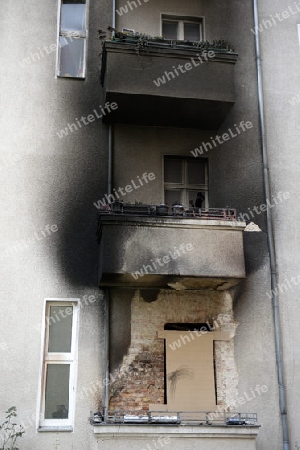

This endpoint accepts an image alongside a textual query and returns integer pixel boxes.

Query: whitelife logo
[56,102,118,138]
[116,0,150,16]
[191,121,253,157]
[251,2,300,35]
[93,172,156,209]
[131,243,194,280]
[153,51,215,87]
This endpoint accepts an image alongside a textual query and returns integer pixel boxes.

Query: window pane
[165,189,182,206]
[59,37,85,78]
[61,3,86,33]
[164,159,182,183]
[187,159,205,184]
[184,22,200,41]
[162,21,178,40]
[45,364,70,419]
[189,190,205,208]
[48,306,73,353]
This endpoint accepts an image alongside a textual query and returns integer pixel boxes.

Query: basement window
[161,15,203,41]
[38,299,79,431]
[164,156,208,208]
[57,0,88,78]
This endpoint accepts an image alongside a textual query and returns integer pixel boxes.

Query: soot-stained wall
[108,289,238,411]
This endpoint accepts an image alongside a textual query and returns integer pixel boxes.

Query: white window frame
[161,14,205,41]
[298,24,300,48]
[163,156,209,207]
[56,0,89,79]
[37,299,79,431]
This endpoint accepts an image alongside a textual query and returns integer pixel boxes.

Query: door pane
[59,37,85,78]
[162,21,178,40]
[184,23,200,41]
[48,306,73,353]
[164,159,182,183]
[165,189,182,206]
[187,159,205,184]
[45,364,70,419]
[61,3,86,33]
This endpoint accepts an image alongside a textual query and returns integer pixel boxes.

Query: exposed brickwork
[109,289,238,412]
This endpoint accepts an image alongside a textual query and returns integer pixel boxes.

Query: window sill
[57,75,85,80]
[38,426,73,432]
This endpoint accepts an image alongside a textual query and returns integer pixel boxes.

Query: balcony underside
[101,42,237,129]
[98,215,246,289]
[99,273,243,290]
[103,92,234,129]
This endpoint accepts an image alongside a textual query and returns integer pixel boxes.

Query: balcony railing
[97,204,237,225]
[100,39,238,129]
[91,410,258,427]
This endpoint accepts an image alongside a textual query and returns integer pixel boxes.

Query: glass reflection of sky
[61,4,86,32]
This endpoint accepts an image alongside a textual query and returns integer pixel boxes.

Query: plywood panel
[150,330,233,412]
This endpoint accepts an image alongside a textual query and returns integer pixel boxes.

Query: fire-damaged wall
[109,288,238,412]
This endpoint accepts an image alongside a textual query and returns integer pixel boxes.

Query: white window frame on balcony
[37,299,79,431]
[56,0,89,79]
[163,156,209,208]
[161,14,204,42]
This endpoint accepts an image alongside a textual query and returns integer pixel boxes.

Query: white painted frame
[55,0,89,79]
[160,13,205,41]
[163,156,209,208]
[37,298,80,431]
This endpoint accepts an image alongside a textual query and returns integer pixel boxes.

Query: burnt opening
[164,323,212,331]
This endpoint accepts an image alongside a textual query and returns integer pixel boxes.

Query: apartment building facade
[1,0,299,449]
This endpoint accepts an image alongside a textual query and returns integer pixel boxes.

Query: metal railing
[104,37,236,54]
[98,204,237,220]
[91,410,258,426]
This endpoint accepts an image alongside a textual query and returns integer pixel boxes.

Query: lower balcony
[97,211,246,289]
[91,413,259,450]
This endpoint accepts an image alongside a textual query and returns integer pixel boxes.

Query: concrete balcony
[97,215,246,289]
[92,423,259,450]
[100,41,238,129]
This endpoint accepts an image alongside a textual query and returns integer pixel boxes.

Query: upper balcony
[100,37,238,129]
[97,206,246,290]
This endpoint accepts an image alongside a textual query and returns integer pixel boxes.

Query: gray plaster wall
[258,0,300,446]
[0,0,110,448]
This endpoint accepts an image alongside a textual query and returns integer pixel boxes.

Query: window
[161,15,203,41]
[38,299,79,430]
[164,156,208,208]
[57,0,87,78]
